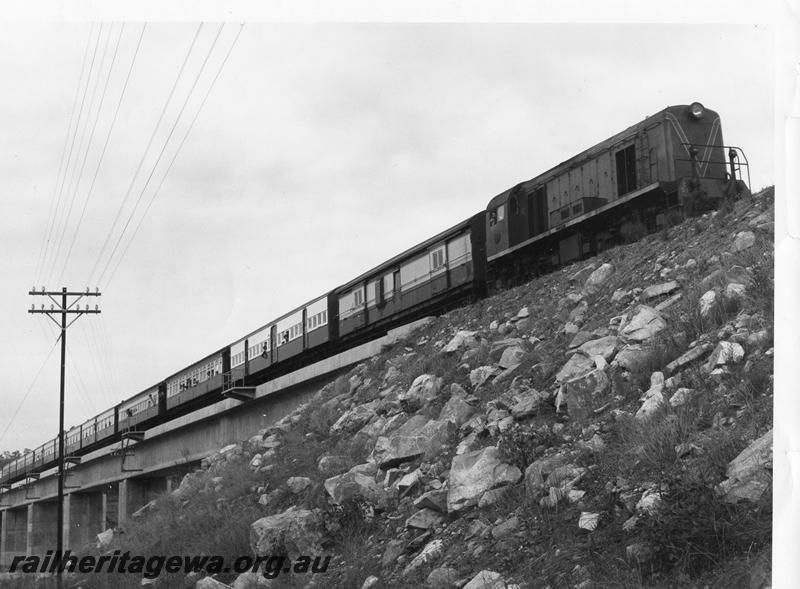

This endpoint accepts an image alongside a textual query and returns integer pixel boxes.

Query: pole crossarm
[26,286,101,589]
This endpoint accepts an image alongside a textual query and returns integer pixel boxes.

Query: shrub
[637,471,771,578]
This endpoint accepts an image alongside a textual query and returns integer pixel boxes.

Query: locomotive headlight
[689,102,705,119]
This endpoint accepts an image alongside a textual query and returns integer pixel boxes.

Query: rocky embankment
[103,190,774,589]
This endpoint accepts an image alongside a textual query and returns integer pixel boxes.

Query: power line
[34,24,97,286]
[104,23,241,289]
[57,23,129,286]
[0,334,60,448]
[44,23,105,285]
[48,23,114,285]
[87,23,204,286]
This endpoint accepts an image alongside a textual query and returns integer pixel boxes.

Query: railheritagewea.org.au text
[8,550,332,579]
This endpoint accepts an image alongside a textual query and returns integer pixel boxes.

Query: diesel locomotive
[0,102,750,487]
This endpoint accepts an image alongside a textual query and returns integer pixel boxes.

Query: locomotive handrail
[676,142,751,189]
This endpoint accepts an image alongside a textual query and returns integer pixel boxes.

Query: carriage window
[353,289,363,307]
[383,273,394,300]
[430,247,445,271]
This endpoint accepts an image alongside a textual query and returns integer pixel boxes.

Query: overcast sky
[0,6,782,455]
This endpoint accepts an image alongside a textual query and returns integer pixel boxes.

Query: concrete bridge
[0,318,431,568]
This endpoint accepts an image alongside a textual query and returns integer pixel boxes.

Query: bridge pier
[1,507,27,567]
[65,491,104,551]
[118,477,167,527]
[28,500,58,556]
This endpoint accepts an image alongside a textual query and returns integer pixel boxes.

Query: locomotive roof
[486,103,718,210]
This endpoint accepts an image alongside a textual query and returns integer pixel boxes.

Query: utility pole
[28,287,100,588]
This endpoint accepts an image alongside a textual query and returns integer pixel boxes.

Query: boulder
[399,374,444,405]
[381,539,405,569]
[568,330,594,349]
[577,335,621,362]
[447,446,522,512]
[443,330,479,354]
[397,469,422,495]
[578,512,600,531]
[584,263,615,294]
[413,488,448,513]
[641,281,680,301]
[655,293,682,312]
[668,388,696,408]
[665,343,713,375]
[373,417,455,469]
[498,346,525,370]
[286,476,312,494]
[705,341,745,371]
[470,366,499,388]
[250,507,324,558]
[524,453,568,495]
[557,368,610,422]
[317,455,352,476]
[555,353,595,383]
[717,429,772,503]
[324,471,388,507]
[699,290,719,319]
[402,538,445,577]
[724,282,747,302]
[635,383,665,421]
[330,400,379,434]
[620,306,666,341]
[438,391,475,427]
[463,570,504,589]
[612,344,654,372]
[426,567,459,589]
[96,528,114,550]
[492,515,520,539]
[510,389,550,419]
[732,230,756,252]
[406,508,445,530]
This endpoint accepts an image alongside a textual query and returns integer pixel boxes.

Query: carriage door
[429,245,448,296]
[528,185,548,237]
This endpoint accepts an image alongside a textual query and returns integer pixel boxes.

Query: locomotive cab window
[497,204,505,221]
[615,144,637,196]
